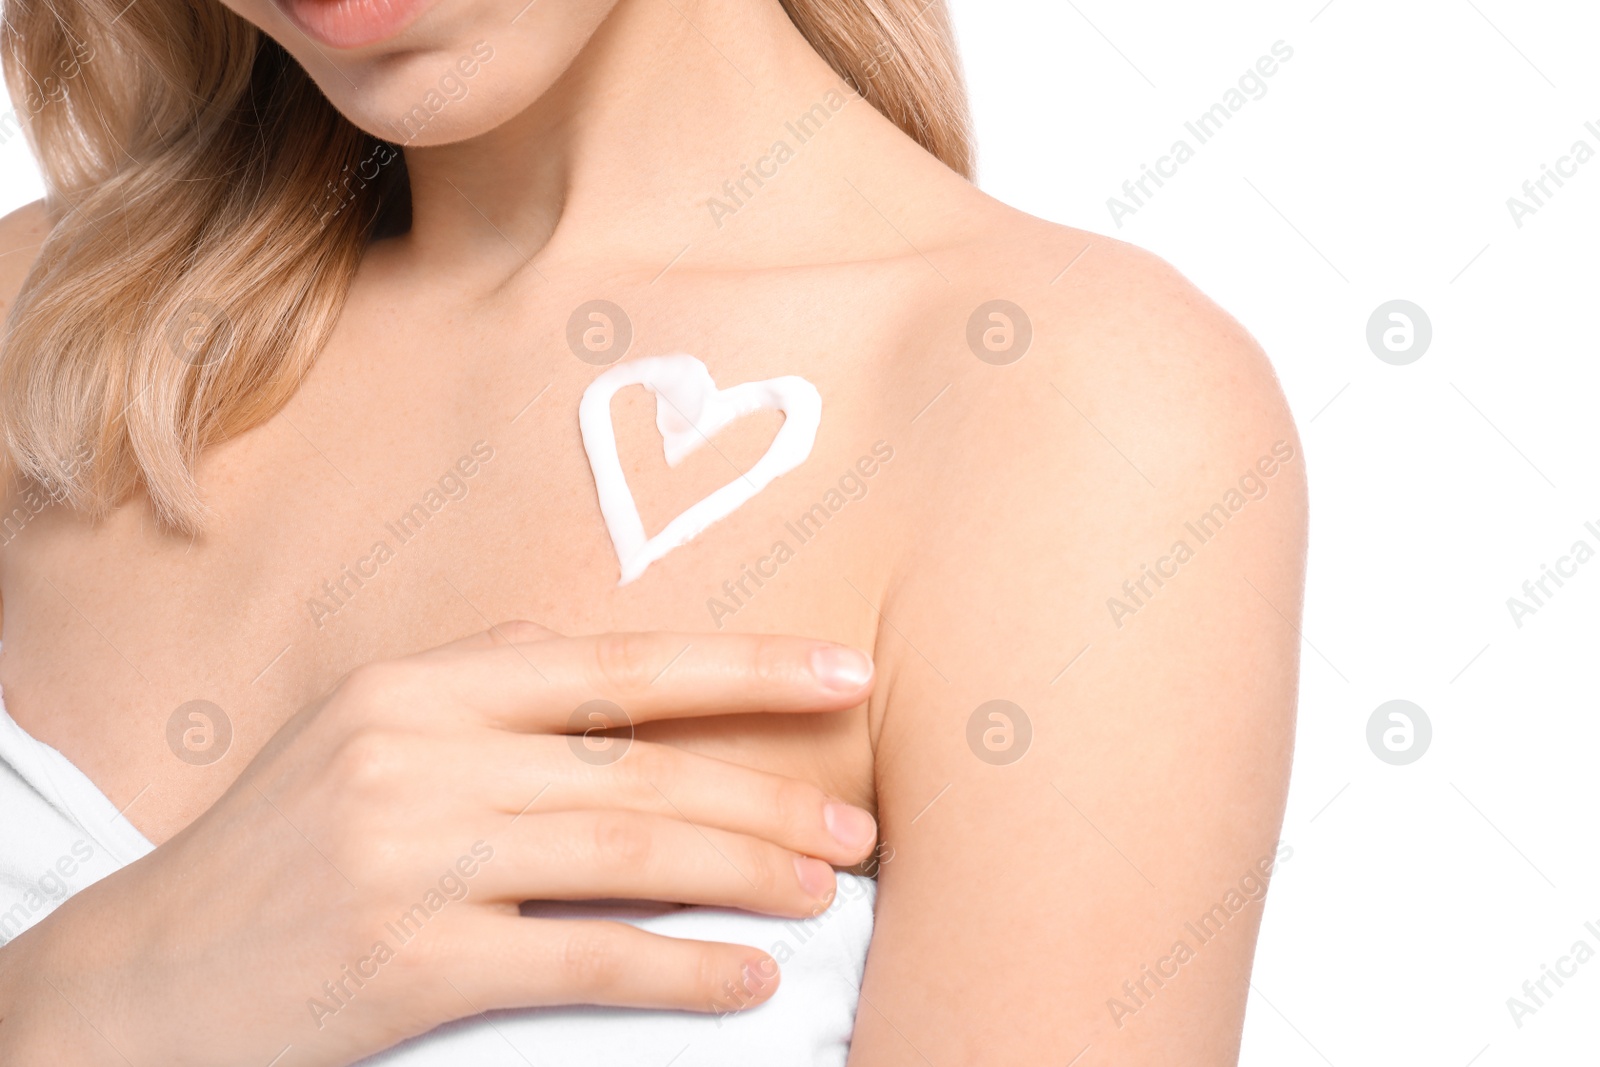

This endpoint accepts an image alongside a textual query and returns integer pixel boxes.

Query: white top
[0,655,875,1065]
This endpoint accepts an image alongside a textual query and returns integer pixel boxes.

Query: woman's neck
[395,0,891,286]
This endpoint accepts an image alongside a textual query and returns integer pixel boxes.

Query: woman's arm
[853,243,1306,1064]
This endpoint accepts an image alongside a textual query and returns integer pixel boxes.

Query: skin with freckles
[0,0,1306,1063]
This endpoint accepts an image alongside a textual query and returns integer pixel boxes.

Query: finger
[472,810,841,918]
[454,914,781,1015]
[475,734,878,867]
[424,632,875,730]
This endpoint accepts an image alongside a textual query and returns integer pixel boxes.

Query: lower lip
[275,0,435,49]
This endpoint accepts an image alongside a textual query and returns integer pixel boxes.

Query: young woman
[0,0,1307,1063]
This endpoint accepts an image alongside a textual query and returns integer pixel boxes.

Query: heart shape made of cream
[578,353,823,585]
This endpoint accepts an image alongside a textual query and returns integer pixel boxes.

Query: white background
[0,2,1594,1064]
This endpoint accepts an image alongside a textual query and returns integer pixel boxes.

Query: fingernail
[811,646,873,691]
[794,855,837,902]
[742,957,779,999]
[824,802,876,851]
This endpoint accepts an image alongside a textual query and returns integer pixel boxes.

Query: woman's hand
[0,622,878,1067]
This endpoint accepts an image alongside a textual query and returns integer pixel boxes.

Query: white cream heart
[578,353,822,585]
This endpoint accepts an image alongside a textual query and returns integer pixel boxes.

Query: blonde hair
[0,0,971,529]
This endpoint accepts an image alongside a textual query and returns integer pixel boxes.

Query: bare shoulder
[908,194,1298,500]
[0,199,52,318]
[876,194,1309,661]
[876,194,1306,586]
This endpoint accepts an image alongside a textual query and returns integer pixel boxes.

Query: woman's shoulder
[860,189,1309,722]
[880,192,1304,540]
